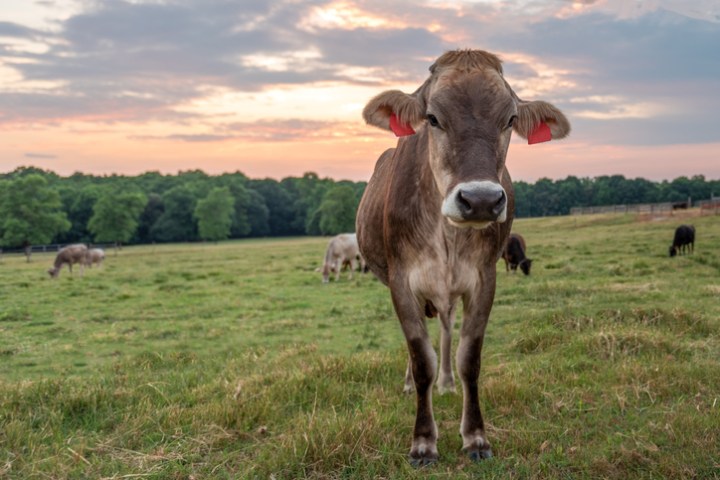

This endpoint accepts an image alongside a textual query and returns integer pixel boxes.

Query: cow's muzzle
[441,181,507,228]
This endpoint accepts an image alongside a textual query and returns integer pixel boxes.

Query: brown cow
[48,244,89,278]
[356,49,570,465]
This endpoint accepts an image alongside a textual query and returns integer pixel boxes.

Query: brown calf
[356,49,570,465]
[48,244,89,278]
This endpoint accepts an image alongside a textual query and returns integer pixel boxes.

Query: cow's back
[356,148,395,286]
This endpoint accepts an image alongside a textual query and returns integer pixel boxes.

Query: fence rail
[0,243,115,256]
[570,202,673,216]
[697,198,720,214]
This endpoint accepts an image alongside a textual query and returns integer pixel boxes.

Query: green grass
[1,212,719,479]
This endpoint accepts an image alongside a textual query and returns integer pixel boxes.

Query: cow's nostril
[492,190,506,215]
[457,190,473,214]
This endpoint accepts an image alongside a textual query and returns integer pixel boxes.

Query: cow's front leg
[456,268,496,461]
[391,287,438,466]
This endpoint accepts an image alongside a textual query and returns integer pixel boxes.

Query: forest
[0,166,717,250]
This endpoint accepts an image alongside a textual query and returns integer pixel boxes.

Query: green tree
[216,173,252,237]
[0,174,70,261]
[317,185,358,235]
[250,179,298,236]
[245,189,270,237]
[135,193,164,243]
[150,185,199,242]
[88,190,147,250]
[57,184,101,243]
[194,187,235,242]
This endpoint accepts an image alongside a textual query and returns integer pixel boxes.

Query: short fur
[356,49,570,465]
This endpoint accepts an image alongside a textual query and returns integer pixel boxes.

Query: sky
[0,0,719,182]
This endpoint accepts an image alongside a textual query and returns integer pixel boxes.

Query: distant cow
[321,233,364,283]
[502,233,532,275]
[48,244,89,278]
[356,49,570,465]
[669,225,695,257]
[85,248,105,267]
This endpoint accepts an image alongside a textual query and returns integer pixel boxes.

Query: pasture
[1,212,719,479]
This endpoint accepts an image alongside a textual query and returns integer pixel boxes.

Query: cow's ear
[514,100,571,144]
[363,90,425,136]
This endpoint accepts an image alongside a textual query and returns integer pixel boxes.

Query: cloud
[134,118,370,143]
[478,9,720,145]
[0,0,718,151]
[0,21,40,38]
[25,152,57,159]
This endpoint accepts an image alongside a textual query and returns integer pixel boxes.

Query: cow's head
[363,49,571,229]
[519,258,533,275]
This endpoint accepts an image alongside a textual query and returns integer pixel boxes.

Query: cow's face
[363,50,571,229]
[425,68,516,228]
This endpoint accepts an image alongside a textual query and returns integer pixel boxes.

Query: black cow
[502,233,532,275]
[669,225,695,257]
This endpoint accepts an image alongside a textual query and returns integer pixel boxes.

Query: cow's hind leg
[436,302,457,394]
[403,356,413,393]
[348,258,355,280]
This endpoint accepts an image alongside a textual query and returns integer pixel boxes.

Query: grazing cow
[85,248,106,267]
[48,244,89,278]
[321,233,364,283]
[356,49,570,465]
[669,225,695,257]
[502,233,532,275]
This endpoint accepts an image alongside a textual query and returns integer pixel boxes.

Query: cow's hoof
[437,382,456,395]
[408,452,438,468]
[409,441,438,467]
[402,383,414,394]
[409,455,437,468]
[465,447,493,462]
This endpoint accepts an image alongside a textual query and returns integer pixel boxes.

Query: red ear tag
[528,122,552,145]
[389,113,415,137]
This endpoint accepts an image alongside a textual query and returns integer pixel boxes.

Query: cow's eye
[427,113,440,128]
[507,115,518,129]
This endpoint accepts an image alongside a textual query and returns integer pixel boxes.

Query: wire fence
[0,243,116,257]
[569,196,720,216]
[569,202,674,216]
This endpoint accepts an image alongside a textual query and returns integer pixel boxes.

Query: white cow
[321,233,364,283]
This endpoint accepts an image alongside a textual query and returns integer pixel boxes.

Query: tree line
[514,174,717,218]
[0,167,364,256]
[0,167,717,254]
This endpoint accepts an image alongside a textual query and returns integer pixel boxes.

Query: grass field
[1,211,719,479]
